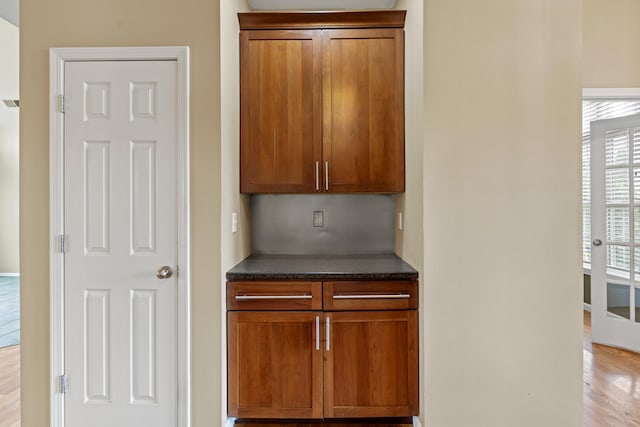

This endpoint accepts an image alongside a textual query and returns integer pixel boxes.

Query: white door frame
[49,46,191,427]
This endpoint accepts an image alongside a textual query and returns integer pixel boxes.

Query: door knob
[592,239,603,247]
[156,265,173,279]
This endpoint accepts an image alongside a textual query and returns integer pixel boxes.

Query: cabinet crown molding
[238,10,406,30]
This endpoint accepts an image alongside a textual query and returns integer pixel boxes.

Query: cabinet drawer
[323,281,418,311]
[227,281,322,310]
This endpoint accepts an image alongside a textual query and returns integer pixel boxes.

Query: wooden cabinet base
[227,280,419,421]
[235,418,413,426]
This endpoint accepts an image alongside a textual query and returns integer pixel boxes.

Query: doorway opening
[581,88,640,426]
[0,9,20,427]
[581,90,640,320]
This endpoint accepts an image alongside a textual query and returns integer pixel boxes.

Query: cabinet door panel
[324,311,418,418]
[228,311,323,418]
[322,29,405,192]
[241,30,322,193]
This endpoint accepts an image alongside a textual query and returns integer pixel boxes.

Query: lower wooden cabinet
[227,280,419,420]
[324,311,419,418]
[227,311,323,419]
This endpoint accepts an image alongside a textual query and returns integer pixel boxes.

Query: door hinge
[59,374,68,394]
[57,94,65,114]
[57,235,67,253]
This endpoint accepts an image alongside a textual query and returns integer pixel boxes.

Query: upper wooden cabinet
[239,11,406,193]
[240,29,322,193]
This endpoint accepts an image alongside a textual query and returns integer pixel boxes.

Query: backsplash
[251,194,395,255]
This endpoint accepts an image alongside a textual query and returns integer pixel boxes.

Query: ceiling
[0,0,18,27]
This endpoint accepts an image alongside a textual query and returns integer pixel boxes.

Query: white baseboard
[584,302,591,312]
[413,416,422,427]
[0,273,20,277]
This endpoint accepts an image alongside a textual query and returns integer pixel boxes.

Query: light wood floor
[0,345,20,427]
[583,311,640,426]
[0,315,637,427]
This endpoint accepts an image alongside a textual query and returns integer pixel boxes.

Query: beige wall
[20,0,222,426]
[423,1,583,426]
[584,0,640,87]
[393,0,425,423]
[395,0,424,272]
[220,1,252,423]
[0,124,19,273]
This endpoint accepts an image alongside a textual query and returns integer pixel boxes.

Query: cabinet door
[228,311,323,418]
[322,29,405,192]
[240,30,322,193]
[324,311,418,418]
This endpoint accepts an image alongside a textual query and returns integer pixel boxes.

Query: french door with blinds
[582,100,640,267]
[590,113,640,352]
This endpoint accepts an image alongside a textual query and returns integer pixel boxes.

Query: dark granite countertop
[226,254,418,281]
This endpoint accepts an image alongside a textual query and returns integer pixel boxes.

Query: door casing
[49,46,191,427]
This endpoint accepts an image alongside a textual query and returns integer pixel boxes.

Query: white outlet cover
[248,0,397,10]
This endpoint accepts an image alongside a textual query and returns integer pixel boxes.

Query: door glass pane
[635,248,640,282]
[607,207,630,243]
[584,202,591,263]
[635,288,640,323]
[607,283,630,319]
[633,128,640,165]
[634,168,640,203]
[607,245,630,279]
[606,128,629,167]
[606,168,630,204]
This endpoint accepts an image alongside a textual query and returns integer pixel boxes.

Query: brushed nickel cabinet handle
[326,316,330,351]
[315,316,320,351]
[333,294,411,300]
[315,161,319,191]
[325,161,329,191]
[235,295,312,300]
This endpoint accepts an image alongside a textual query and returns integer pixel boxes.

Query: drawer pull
[235,295,313,300]
[326,316,330,351]
[333,294,411,300]
[325,161,329,191]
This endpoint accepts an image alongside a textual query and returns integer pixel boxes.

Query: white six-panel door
[64,60,179,427]
[591,113,640,353]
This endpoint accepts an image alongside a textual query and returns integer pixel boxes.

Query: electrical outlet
[232,212,238,233]
[313,211,324,227]
[398,212,403,230]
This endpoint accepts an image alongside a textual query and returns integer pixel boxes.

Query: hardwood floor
[583,311,640,427]
[0,345,20,427]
